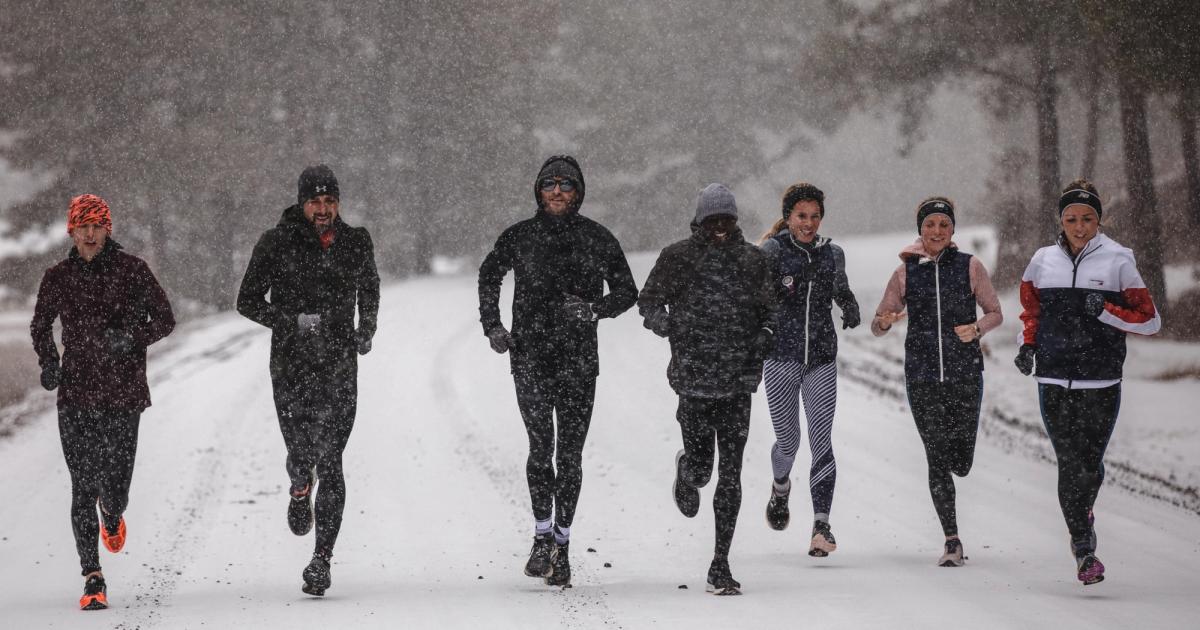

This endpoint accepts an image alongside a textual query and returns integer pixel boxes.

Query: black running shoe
[673,449,700,518]
[545,541,571,587]
[301,556,331,596]
[706,556,741,596]
[765,483,790,531]
[288,485,314,536]
[809,520,837,557]
[524,533,555,578]
[79,573,108,610]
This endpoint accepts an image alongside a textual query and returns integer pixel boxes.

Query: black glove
[103,328,137,356]
[41,363,60,391]
[643,310,671,338]
[487,326,513,354]
[563,294,598,322]
[841,303,861,330]
[754,327,776,356]
[355,329,372,355]
[1083,292,1107,318]
[1014,343,1036,376]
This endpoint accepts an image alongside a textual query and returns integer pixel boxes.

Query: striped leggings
[763,359,838,518]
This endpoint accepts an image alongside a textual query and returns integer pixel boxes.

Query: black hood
[533,155,585,211]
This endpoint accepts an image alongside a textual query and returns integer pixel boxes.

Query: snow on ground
[0,227,1198,629]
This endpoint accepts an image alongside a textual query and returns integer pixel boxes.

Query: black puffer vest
[903,248,983,383]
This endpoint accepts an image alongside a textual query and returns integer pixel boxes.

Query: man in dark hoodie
[638,183,776,596]
[237,164,380,596]
[478,155,638,587]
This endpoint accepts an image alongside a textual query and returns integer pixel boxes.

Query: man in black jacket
[638,183,776,596]
[237,164,379,596]
[478,155,638,587]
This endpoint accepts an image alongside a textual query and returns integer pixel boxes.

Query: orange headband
[67,194,113,235]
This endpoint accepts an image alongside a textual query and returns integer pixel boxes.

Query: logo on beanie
[316,186,327,193]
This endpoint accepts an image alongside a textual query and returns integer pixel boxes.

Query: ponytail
[758,217,787,245]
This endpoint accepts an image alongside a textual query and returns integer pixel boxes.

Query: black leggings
[58,408,141,575]
[1038,383,1120,550]
[273,352,358,561]
[676,394,751,558]
[514,372,596,529]
[905,375,982,537]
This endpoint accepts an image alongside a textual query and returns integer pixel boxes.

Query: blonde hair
[758,217,788,245]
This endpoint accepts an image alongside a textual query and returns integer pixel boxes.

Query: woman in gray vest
[871,197,1002,567]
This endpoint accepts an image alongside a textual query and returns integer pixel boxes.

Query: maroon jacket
[30,240,175,411]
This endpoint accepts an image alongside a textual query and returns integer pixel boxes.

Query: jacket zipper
[934,251,945,383]
[1064,239,1102,389]
[802,247,813,365]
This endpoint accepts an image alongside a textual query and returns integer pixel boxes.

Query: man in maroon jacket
[30,194,175,611]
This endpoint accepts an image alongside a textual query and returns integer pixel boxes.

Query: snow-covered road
[2,230,1198,629]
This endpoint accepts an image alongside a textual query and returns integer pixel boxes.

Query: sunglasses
[538,178,577,193]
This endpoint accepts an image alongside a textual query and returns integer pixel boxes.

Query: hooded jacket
[639,213,777,398]
[237,204,380,381]
[31,239,175,411]
[760,231,858,365]
[478,178,637,380]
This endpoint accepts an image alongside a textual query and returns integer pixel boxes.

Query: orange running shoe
[79,573,108,610]
[101,517,126,553]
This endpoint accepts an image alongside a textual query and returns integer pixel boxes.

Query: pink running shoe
[1076,553,1105,585]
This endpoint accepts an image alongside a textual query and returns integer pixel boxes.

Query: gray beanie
[694,183,738,223]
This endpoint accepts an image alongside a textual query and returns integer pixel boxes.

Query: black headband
[1058,189,1102,218]
[916,199,955,233]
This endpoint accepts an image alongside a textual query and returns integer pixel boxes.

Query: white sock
[535,519,552,536]
[773,478,792,495]
[553,525,570,545]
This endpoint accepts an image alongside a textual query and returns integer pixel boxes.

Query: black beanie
[781,183,825,218]
[298,164,340,205]
[1058,188,1102,219]
[916,198,955,232]
[534,155,585,209]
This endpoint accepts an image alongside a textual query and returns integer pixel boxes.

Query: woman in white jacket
[1014,178,1162,586]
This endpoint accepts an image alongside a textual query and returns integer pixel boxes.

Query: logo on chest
[1086,278,1106,288]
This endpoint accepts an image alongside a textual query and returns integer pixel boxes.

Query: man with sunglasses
[638,183,777,595]
[478,155,638,587]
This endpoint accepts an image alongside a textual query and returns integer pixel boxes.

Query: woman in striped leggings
[758,183,860,556]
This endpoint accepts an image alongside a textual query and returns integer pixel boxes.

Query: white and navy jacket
[1018,232,1161,388]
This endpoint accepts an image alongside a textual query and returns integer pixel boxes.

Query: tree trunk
[1034,48,1061,235]
[1081,80,1102,179]
[1178,88,1200,228]
[1080,37,1104,180]
[1118,75,1169,321]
